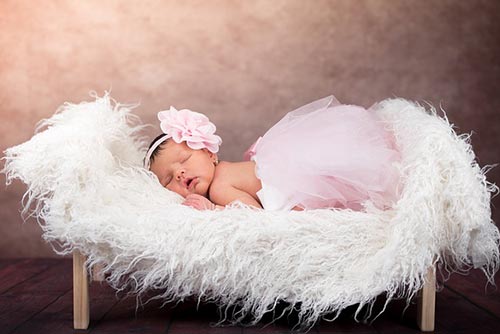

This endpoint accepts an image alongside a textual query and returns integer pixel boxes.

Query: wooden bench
[72,250,436,331]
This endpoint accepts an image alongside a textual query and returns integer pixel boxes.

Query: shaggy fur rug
[3,94,499,330]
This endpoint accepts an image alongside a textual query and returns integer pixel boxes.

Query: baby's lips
[188,177,199,190]
[183,177,196,190]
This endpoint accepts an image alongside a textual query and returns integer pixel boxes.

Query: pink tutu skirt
[244,95,402,211]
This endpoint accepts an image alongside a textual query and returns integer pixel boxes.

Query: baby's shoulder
[208,162,235,202]
[210,161,234,189]
[209,160,259,197]
[210,161,245,193]
[213,161,255,183]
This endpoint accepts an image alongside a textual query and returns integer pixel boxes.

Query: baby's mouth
[186,177,196,189]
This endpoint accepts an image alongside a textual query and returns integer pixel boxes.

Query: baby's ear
[208,151,219,165]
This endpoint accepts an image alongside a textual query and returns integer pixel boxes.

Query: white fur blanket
[3,94,499,330]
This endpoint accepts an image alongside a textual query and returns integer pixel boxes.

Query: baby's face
[150,140,217,198]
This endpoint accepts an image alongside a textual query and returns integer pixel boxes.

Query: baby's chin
[193,190,209,198]
[193,183,209,198]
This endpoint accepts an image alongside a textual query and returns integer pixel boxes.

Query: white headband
[144,135,169,170]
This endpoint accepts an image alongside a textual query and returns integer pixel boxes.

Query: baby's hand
[182,194,216,210]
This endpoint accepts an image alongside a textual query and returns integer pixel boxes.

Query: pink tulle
[247,95,401,211]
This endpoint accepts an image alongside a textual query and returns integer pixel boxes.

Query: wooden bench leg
[73,250,90,329]
[417,266,436,332]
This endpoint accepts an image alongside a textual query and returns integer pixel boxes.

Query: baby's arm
[183,190,261,210]
[210,184,262,209]
[182,183,262,210]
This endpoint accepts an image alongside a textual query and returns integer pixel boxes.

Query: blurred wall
[1,0,499,257]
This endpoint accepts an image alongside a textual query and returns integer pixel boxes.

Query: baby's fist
[182,194,216,210]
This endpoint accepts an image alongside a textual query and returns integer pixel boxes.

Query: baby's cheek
[167,183,186,197]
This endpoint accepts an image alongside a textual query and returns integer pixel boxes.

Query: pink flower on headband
[158,107,222,153]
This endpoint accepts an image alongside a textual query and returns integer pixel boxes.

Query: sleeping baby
[145,95,401,211]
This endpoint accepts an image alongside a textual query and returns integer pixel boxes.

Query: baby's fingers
[182,197,214,210]
[182,198,204,210]
[182,199,197,207]
[185,194,204,201]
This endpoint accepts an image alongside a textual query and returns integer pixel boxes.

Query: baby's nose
[175,169,185,180]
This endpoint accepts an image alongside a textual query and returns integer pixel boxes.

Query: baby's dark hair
[146,134,169,166]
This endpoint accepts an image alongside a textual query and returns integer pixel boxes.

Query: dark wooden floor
[0,259,499,334]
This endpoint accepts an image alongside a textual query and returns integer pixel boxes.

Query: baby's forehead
[159,141,189,160]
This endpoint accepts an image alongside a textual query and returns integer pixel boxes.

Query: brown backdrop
[1,0,499,257]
